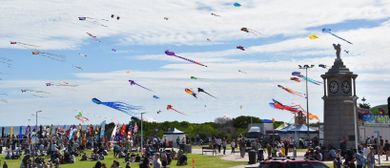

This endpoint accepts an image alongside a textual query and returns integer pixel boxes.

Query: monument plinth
[321,44,358,149]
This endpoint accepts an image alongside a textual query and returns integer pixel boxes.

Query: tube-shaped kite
[290,77,301,83]
[129,80,153,92]
[322,28,352,44]
[197,88,216,99]
[92,98,142,116]
[277,85,305,98]
[269,99,302,113]
[185,88,197,98]
[166,105,186,115]
[78,16,108,27]
[241,27,262,36]
[32,50,66,62]
[236,45,245,51]
[165,50,207,67]
[291,72,322,85]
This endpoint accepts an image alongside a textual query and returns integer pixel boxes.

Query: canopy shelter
[278,124,317,132]
[162,128,186,148]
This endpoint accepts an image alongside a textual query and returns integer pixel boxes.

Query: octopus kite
[185,88,197,98]
[277,85,306,98]
[322,28,352,44]
[167,105,186,115]
[92,98,143,116]
[241,27,262,36]
[129,80,153,92]
[291,71,322,85]
[165,50,207,67]
[197,88,216,99]
[269,99,302,113]
[290,77,301,83]
[78,16,108,27]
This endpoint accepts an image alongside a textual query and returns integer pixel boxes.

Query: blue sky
[1,0,390,126]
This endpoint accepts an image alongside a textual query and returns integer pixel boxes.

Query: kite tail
[203,91,217,99]
[174,55,207,67]
[329,32,352,44]
[136,84,154,92]
[172,109,187,116]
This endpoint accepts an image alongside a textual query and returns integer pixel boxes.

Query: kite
[128,80,153,92]
[21,89,50,98]
[322,28,352,44]
[206,38,212,41]
[78,16,108,27]
[233,2,242,7]
[75,112,89,123]
[277,85,306,98]
[190,76,199,80]
[32,50,66,62]
[241,27,262,36]
[211,12,220,17]
[78,53,88,58]
[293,104,320,121]
[291,72,322,85]
[290,77,301,83]
[238,70,247,74]
[185,88,197,98]
[308,34,318,39]
[163,17,169,20]
[157,109,162,114]
[153,95,160,99]
[111,48,117,52]
[269,99,302,113]
[73,65,83,71]
[45,81,78,87]
[165,50,207,67]
[10,41,39,49]
[344,50,350,54]
[236,45,245,51]
[110,14,120,20]
[86,32,101,42]
[190,76,209,82]
[166,105,186,115]
[197,88,216,99]
[0,57,12,68]
[318,64,328,69]
[92,98,143,116]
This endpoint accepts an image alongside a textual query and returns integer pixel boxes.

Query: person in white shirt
[153,152,162,168]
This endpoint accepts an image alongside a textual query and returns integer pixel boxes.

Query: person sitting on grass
[81,152,88,161]
[111,160,121,168]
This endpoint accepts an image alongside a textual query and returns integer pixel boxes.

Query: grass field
[0,151,247,168]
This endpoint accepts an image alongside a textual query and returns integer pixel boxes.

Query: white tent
[162,128,186,148]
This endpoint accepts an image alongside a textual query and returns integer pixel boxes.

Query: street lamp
[140,112,146,153]
[298,64,315,140]
[344,99,358,150]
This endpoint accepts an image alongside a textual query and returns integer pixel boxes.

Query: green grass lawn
[1,151,247,168]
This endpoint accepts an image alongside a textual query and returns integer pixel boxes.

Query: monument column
[321,44,358,149]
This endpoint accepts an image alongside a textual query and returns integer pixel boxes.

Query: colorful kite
[75,112,89,123]
[236,45,245,51]
[277,85,305,98]
[92,98,142,116]
[78,16,108,27]
[241,27,262,36]
[166,105,186,115]
[45,81,78,87]
[32,50,66,62]
[291,72,322,85]
[197,88,216,99]
[290,77,301,83]
[322,28,352,44]
[165,50,207,67]
[269,99,302,113]
[233,2,242,7]
[185,88,197,98]
[128,80,153,92]
[308,34,318,39]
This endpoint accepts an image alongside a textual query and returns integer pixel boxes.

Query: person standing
[222,138,227,155]
[152,153,162,168]
[355,150,366,168]
[384,140,390,161]
[239,138,246,158]
[367,147,375,168]
[231,139,236,153]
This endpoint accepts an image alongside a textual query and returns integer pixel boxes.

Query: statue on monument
[333,43,341,59]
